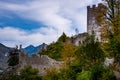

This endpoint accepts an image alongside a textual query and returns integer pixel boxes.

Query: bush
[42,68,59,80]
[90,64,116,80]
[110,36,120,63]
[58,61,82,80]
[0,73,20,80]
[20,65,41,80]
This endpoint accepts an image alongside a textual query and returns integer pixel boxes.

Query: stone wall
[19,52,63,75]
[72,33,88,46]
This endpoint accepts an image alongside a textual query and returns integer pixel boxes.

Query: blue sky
[0,0,102,47]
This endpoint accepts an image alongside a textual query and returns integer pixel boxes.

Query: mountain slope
[23,44,43,55]
[0,43,11,69]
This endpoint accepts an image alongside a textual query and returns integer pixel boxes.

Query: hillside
[0,43,11,69]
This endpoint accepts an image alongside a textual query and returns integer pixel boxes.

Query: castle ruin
[73,3,106,46]
[0,3,107,76]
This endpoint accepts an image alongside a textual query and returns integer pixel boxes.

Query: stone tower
[87,3,105,41]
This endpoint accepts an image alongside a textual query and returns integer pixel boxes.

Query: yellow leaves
[112,16,120,36]
[95,4,107,24]
[42,67,58,80]
[61,43,76,64]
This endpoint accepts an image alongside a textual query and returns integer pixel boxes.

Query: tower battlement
[87,3,103,10]
[87,4,96,9]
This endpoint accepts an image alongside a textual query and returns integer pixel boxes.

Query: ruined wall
[19,52,63,75]
[72,33,88,46]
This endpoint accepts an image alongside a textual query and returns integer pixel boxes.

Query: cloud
[0,0,102,47]
[0,27,59,47]
[0,0,101,32]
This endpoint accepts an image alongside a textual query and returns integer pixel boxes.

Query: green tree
[58,61,82,80]
[20,65,41,80]
[7,48,19,66]
[76,71,91,80]
[90,64,116,80]
[110,36,120,63]
[58,32,69,43]
[42,42,63,60]
[75,34,105,69]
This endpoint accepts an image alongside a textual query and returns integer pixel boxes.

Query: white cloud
[0,27,59,47]
[0,0,102,47]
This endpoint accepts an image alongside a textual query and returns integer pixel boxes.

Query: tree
[102,0,120,66]
[75,34,105,68]
[20,65,41,80]
[61,43,76,64]
[7,48,19,66]
[42,68,59,80]
[102,0,120,36]
[58,32,69,43]
[90,64,116,80]
[42,42,63,60]
[110,36,120,63]
[76,71,91,80]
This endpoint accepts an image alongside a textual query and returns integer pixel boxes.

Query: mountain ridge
[23,44,43,55]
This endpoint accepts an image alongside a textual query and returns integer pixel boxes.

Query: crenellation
[87,6,90,9]
[92,4,96,9]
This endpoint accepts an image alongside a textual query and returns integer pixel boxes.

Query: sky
[0,0,102,48]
